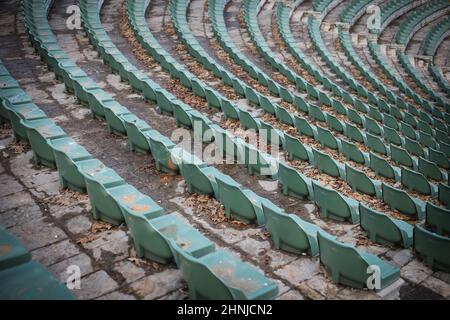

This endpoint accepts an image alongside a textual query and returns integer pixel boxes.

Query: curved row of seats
[278,3,450,177]
[77,0,408,291]
[20,0,280,300]
[421,16,450,57]
[339,0,371,25]
[369,0,416,35]
[429,65,450,99]
[394,0,449,46]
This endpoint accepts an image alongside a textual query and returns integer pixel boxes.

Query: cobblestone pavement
[0,0,449,300]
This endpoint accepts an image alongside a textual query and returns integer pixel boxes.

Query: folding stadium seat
[401,167,437,196]
[383,114,399,131]
[173,244,278,300]
[0,261,76,299]
[125,212,214,264]
[215,176,265,225]
[418,119,433,135]
[293,95,309,112]
[367,132,388,155]
[259,96,276,115]
[190,110,214,143]
[308,103,326,122]
[383,126,403,146]
[354,100,369,114]
[439,141,450,157]
[400,121,417,140]
[344,122,365,143]
[102,101,131,135]
[359,203,413,248]
[364,116,382,136]
[414,224,450,272]
[312,148,345,178]
[404,136,425,157]
[316,125,341,150]
[278,161,313,199]
[439,183,450,209]
[0,225,31,271]
[370,152,400,181]
[121,114,153,154]
[435,128,450,144]
[426,202,450,236]
[404,112,418,128]
[429,148,450,169]
[191,78,206,98]
[205,88,222,110]
[317,232,400,289]
[345,164,381,197]
[239,109,260,131]
[418,156,444,182]
[5,102,47,142]
[21,119,68,168]
[390,144,415,168]
[389,105,403,121]
[368,105,383,122]
[294,115,317,138]
[275,105,294,125]
[312,181,359,223]
[279,86,294,103]
[284,133,312,162]
[267,78,281,95]
[341,139,368,164]
[146,132,181,173]
[332,100,347,115]
[346,108,363,126]
[319,91,332,107]
[382,183,425,219]
[262,201,319,255]
[243,144,275,178]
[155,89,175,115]
[326,113,344,133]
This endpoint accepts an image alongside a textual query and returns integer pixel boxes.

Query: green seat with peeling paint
[262,201,319,255]
[414,224,450,272]
[216,176,265,225]
[318,231,400,289]
[21,118,68,168]
[50,137,93,193]
[312,181,359,223]
[172,245,278,300]
[278,161,313,200]
[359,203,413,248]
[382,183,425,219]
[426,202,450,235]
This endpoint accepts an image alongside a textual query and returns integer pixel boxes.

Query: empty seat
[317,232,400,289]
[414,224,450,272]
[359,203,413,248]
[345,164,381,197]
[312,148,345,178]
[439,183,450,209]
[341,139,367,164]
[369,152,400,181]
[367,132,388,155]
[317,125,340,150]
[390,144,414,168]
[278,161,313,199]
[262,201,319,255]
[429,148,450,169]
[382,183,425,219]
[418,156,444,182]
[312,181,359,223]
[401,167,436,196]
[426,202,450,235]
[284,133,312,161]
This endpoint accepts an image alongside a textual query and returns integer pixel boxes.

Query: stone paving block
[48,253,95,283]
[75,270,119,300]
[306,273,339,299]
[0,203,43,228]
[276,290,305,300]
[274,257,320,285]
[158,289,189,300]
[0,175,23,197]
[422,276,450,298]
[130,269,184,300]
[96,291,137,300]
[385,248,414,267]
[65,215,93,235]
[0,191,34,212]
[401,259,434,284]
[9,217,67,250]
[91,234,131,264]
[112,260,146,284]
[32,238,81,267]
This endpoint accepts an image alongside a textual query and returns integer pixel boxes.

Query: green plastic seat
[405,136,425,157]
[275,106,294,125]
[419,131,436,149]
[341,139,367,164]
[294,115,317,138]
[79,160,126,225]
[347,108,363,126]
[426,202,450,235]
[414,224,450,272]
[364,116,382,136]
[400,122,417,140]
[345,122,364,143]
[102,101,131,135]
[122,114,152,153]
[182,162,219,196]
[312,148,345,178]
[172,101,193,128]
[278,161,313,199]
[284,133,311,161]
[126,212,215,264]
[369,152,400,181]
[317,231,400,289]
[308,104,326,122]
[345,164,381,197]
[50,137,93,193]
[359,203,413,248]
[262,201,319,255]
[317,125,340,150]
[21,118,68,168]
[0,226,31,271]
[146,132,179,173]
[383,126,403,146]
[173,245,278,300]
[439,183,450,209]
[5,103,47,141]
[312,181,359,223]
[401,167,436,196]
[429,148,450,169]
[390,144,414,168]
[216,176,265,225]
[326,113,344,133]
[418,156,443,182]
[0,261,76,300]
[239,110,260,131]
[243,143,275,177]
[382,183,425,219]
